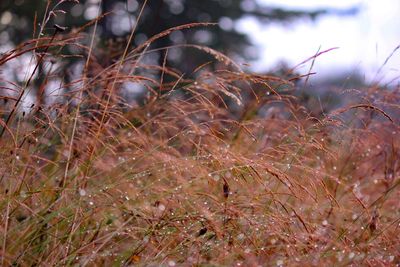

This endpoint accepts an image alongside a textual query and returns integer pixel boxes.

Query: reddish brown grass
[0,1,399,266]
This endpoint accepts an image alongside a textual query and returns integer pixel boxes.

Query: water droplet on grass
[237,233,245,240]
[79,189,86,196]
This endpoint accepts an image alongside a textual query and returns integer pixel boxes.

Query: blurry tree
[0,0,359,112]
[0,0,359,70]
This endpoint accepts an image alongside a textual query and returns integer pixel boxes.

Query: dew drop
[79,189,87,196]
[237,233,245,240]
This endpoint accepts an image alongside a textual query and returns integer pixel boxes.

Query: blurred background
[248,0,400,86]
[1,0,399,96]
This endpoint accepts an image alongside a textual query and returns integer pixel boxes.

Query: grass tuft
[1,1,400,266]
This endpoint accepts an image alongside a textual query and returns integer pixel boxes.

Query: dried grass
[0,1,399,266]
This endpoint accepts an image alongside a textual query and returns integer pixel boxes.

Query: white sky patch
[240,0,400,84]
[45,79,64,104]
[1,52,38,84]
[258,0,361,10]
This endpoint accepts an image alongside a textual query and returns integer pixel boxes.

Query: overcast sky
[239,0,400,85]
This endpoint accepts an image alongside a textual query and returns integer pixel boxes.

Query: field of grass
[1,2,400,266]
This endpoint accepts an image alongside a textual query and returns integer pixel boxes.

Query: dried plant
[0,1,399,266]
